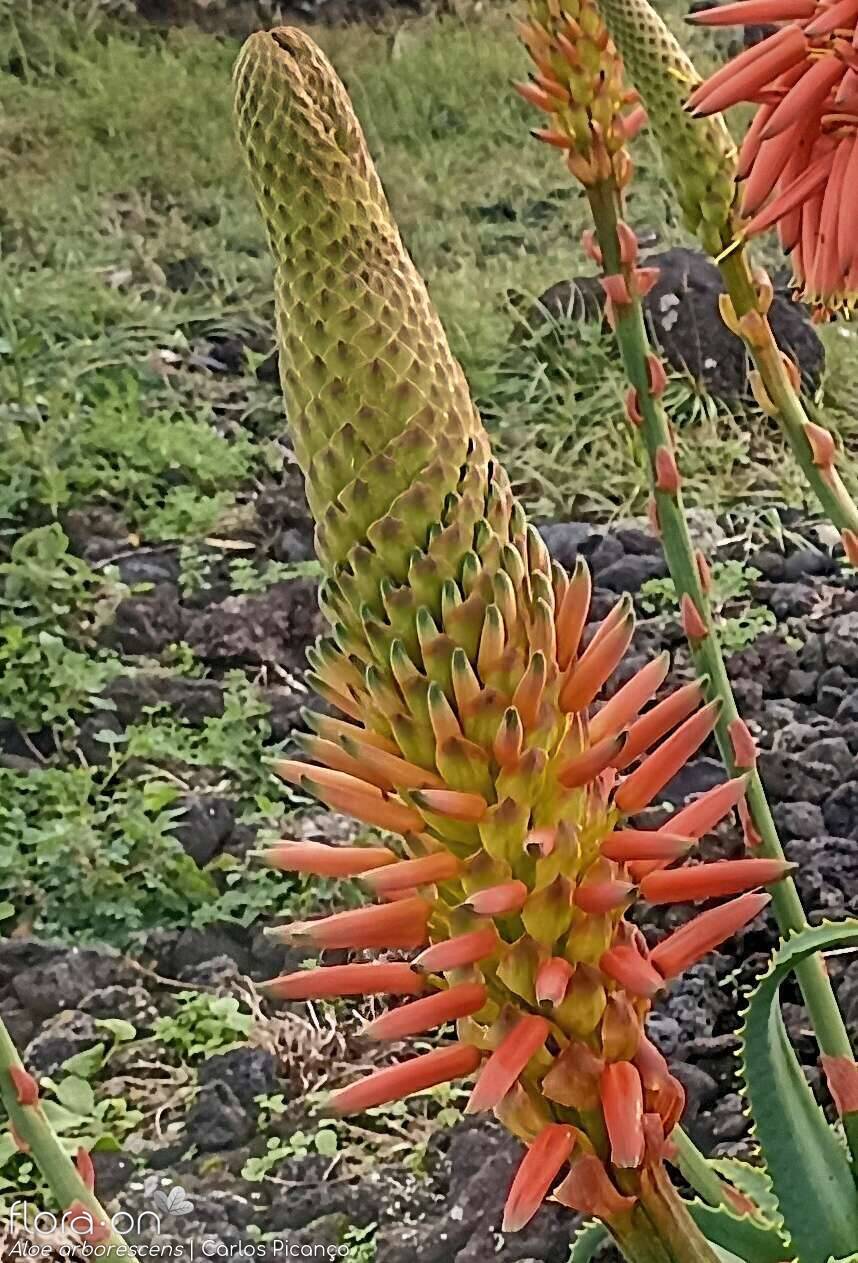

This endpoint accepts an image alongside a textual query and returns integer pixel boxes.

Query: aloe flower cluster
[233,26,790,1239]
[514,0,644,188]
[690,0,858,316]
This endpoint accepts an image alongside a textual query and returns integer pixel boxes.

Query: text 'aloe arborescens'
[233,27,789,1254]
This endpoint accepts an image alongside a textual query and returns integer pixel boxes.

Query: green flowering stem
[603,1168,721,1263]
[0,1016,127,1258]
[671,1126,736,1211]
[584,177,858,1147]
[609,1212,682,1263]
[717,246,858,541]
[637,1164,723,1263]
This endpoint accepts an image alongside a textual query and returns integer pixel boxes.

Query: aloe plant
[231,21,857,1263]
[513,0,858,1256]
[4,13,857,1263]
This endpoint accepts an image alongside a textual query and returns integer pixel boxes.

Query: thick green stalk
[636,1164,723,1263]
[592,0,858,539]
[610,1209,684,1263]
[606,1169,721,1263]
[718,247,858,537]
[585,179,857,1150]
[0,1017,127,1258]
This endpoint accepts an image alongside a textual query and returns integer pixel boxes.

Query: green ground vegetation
[1,0,855,945]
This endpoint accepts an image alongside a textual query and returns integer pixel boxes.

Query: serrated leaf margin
[740,920,858,1263]
[569,1219,609,1261]
[686,1197,790,1262]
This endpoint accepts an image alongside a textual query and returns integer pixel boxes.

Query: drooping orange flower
[233,28,787,1241]
[689,0,858,316]
[263,562,785,1233]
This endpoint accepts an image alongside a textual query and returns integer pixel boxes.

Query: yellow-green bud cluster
[595,0,739,253]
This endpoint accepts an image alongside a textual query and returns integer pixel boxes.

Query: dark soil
[5,506,858,1263]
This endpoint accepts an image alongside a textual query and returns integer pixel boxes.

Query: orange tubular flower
[266,555,789,1233]
[689,0,858,316]
[515,0,640,191]
[235,30,787,1242]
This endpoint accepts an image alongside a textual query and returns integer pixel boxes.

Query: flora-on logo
[152,1185,194,1217]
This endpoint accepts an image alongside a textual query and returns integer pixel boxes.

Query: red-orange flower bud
[466,1015,551,1114]
[651,893,771,978]
[364,982,488,1040]
[640,858,791,904]
[601,1062,645,1167]
[600,945,665,998]
[466,881,528,916]
[414,927,499,973]
[263,962,426,1001]
[536,956,574,1006]
[330,1044,481,1115]
[503,1124,577,1232]
[261,841,396,877]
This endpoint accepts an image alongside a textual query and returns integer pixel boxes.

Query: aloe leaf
[569,1220,609,1261]
[741,921,858,1263]
[686,1199,790,1262]
[709,1158,783,1228]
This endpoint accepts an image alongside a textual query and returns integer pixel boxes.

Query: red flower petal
[466,1015,550,1114]
[503,1124,577,1232]
[651,892,771,978]
[601,1062,645,1168]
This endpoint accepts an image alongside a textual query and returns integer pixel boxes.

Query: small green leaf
[742,921,858,1263]
[314,1129,338,1156]
[61,1043,106,1079]
[569,1220,609,1261]
[0,901,15,920]
[54,1076,95,1115]
[686,1200,789,1262]
[96,1018,137,1043]
[41,1101,89,1132]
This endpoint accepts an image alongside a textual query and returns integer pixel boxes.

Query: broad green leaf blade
[55,1075,95,1115]
[686,1199,790,1262]
[742,921,858,1263]
[569,1220,609,1261]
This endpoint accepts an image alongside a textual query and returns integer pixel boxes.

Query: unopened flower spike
[516,0,633,188]
[234,28,791,1252]
[593,0,739,254]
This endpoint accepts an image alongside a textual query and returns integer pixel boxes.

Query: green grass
[3,2,856,524]
[1,0,857,943]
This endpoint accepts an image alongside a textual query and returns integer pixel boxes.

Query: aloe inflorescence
[233,27,791,1242]
[689,0,858,318]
